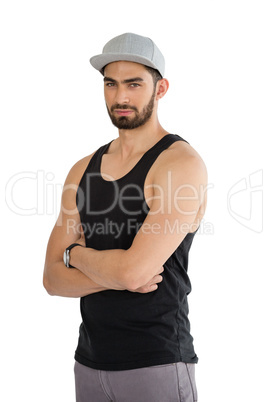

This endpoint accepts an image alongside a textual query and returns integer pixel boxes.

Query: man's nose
[114,86,130,105]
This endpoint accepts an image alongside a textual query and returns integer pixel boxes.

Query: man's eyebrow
[103,76,116,83]
[103,77,144,84]
[122,77,144,84]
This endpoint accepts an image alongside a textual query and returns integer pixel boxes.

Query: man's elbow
[122,262,157,292]
[123,276,141,292]
[43,271,56,296]
[43,278,53,296]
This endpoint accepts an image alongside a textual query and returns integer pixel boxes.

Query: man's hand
[132,267,164,294]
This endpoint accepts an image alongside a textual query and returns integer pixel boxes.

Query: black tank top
[75,134,198,370]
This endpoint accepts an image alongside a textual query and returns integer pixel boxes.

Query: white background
[1,1,267,401]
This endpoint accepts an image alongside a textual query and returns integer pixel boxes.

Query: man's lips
[114,109,134,116]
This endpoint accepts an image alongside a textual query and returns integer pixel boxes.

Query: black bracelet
[65,243,83,268]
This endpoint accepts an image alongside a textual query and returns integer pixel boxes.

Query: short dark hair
[144,66,163,87]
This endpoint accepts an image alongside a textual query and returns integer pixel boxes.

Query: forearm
[43,261,109,298]
[70,246,131,290]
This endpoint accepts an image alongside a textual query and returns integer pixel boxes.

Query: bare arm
[43,154,163,297]
[43,154,112,297]
[70,149,207,291]
[43,225,109,298]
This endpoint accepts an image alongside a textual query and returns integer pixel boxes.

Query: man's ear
[155,79,169,100]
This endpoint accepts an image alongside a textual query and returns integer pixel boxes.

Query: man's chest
[99,153,160,210]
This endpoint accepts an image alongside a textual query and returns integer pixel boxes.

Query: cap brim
[90,53,163,77]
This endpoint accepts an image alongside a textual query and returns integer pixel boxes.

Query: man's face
[103,61,156,130]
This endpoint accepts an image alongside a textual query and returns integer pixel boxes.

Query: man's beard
[106,89,156,130]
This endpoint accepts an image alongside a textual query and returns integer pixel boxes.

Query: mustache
[110,104,138,112]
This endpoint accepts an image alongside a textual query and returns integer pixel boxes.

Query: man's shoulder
[154,138,207,180]
[65,139,113,186]
[64,151,96,187]
[167,137,202,159]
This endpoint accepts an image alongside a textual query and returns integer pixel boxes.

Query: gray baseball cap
[90,32,165,78]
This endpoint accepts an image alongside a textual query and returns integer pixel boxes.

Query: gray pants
[74,361,198,402]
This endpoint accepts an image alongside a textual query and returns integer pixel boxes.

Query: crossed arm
[43,148,207,297]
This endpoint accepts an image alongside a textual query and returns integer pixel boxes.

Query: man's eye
[130,83,140,88]
[106,83,115,87]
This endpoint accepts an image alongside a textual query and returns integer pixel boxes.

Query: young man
[43,33,207,401]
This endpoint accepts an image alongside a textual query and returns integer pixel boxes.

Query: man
[43,33,207,401]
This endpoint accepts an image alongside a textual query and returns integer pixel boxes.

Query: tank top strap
[85,141,113,173]
[83,134,186,181]
[129,133,187,186]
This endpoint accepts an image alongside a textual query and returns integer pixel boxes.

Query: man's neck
[115,120,169,160]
